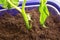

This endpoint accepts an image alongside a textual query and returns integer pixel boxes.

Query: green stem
[39,0,49,28]
[22,0,32,30]
[7,0,32,30]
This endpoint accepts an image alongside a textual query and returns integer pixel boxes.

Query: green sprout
[0,0,32,30]
[39,0,49,28]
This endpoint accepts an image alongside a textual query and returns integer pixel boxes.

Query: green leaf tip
[39,0,49,28]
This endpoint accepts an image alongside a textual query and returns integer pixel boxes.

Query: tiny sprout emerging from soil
[39,0,49,28]
[0,0,32,30]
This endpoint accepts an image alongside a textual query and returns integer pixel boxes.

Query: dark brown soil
[0,7,60,40]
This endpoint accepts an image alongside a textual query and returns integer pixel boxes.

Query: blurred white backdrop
[19,0,60,7]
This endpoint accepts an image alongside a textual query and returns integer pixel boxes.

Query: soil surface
[0,7,60,40]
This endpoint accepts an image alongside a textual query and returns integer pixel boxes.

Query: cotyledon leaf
[0,0,7,8]
[7,0,19,9]
[0,0,19,9]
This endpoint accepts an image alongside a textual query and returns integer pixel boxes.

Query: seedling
[0,0,32,30]
[39,0,49,28]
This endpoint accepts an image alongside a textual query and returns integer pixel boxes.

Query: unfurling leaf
[39,0,49,27]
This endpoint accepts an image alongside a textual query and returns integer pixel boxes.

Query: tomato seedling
[39,0,49,28]
[0,0,32,30]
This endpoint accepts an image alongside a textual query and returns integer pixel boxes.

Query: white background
[19,0,60,7]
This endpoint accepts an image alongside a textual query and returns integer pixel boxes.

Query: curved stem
[7,0,32,30]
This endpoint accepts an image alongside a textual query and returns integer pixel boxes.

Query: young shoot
[0,0,32,30]
[39,0,49,28]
